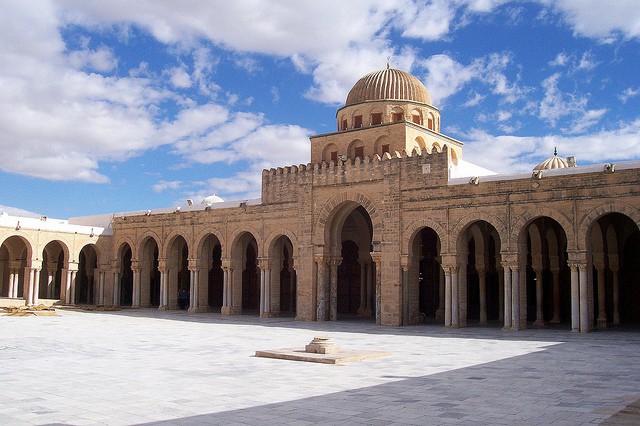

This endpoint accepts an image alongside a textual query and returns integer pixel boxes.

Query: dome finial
[386,56,390,69]
[554,146,558,156]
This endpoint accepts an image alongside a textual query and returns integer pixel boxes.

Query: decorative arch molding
[511,207,575,250]
[39,237,72,262]
[161,232,192,258]
[136,231,162,260]
[114,237,136,259]
[577,202,640,249]
[227,225,263,257]
[0,233,35,261]
[451,211,508,252]
[402,218,448,255]
[265,228,298,256]
[193,228,226,255]
[314,191,382,246]
[78,243,104,267]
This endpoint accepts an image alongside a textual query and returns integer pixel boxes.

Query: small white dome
[533,148,570,171]
[201,194,224,205]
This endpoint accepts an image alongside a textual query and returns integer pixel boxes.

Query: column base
[597,318,608,328]
[550,318,561,324]
[479,320,488,326]
[188,307,208,314]
[533,319,545,327]
[221,306,238,316]
[260,311,279,318]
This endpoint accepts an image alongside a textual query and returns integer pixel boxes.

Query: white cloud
[544,0,640,42]
[462,118,640,174]
[152,180,181,192]
[539,72,606,133]
[421,53,527,105]
[463,92,485,107]
[167,66,192,88]
[619,87,640,103]
[67,46,118,72]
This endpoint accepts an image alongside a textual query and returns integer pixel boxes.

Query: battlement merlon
[261,146,451,205]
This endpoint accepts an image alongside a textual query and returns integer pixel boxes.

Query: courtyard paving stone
[2,308,640,425]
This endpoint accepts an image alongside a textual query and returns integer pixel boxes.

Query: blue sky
[1,0,639,219]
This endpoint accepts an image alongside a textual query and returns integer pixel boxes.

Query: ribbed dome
[533,152,569,171]
[345,68,431,106]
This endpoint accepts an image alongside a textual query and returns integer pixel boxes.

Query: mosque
[1,66,639,332]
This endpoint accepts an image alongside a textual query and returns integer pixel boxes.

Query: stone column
[502,262,512,330]
[315,255,327,321]
[98,270,105,305]
[579,263,589,333]
[158,259,168,310]
[258,258,271,318]
[8,268,16,298]
[329,257,341,321]
[569,262,579,332]
[533,267,544,326]
[188,268,200,313]
[594,259,607,328]
[498,266,504,322]
[444,267,452,327]
[401,255,409,326]
[221,260,235,316]
[511,266,520,330]
[132,263,141,308]
[113,271,121,306]
[478,266,487,326]
[451,266,459,328]
[436,264,445,321]
[30,268,41,306]
[371,252,382,325]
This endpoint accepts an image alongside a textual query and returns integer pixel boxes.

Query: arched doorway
[119,244,133,307]
[589,213,640,328]
[323,203,375,321]
[40,241,65,300]
[458,221,502,327]
[77,245,97,304]
[140,238,160,308]
[522,217,570,328]
[231,232,259,315]
[201,234,223,311]
[0,236,30,299]
[271,235,296,317]
[408,227,443,324]
[167,236,189,310]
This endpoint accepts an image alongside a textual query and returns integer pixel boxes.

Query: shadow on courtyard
[126,335,640,426]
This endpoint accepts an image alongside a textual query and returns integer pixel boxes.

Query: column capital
[400,254,410,270]
[369,252,382,264]
[329,256,342,267]
[257,257,271,270]
[314,254,326,265]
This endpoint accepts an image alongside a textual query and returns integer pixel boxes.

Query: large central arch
[319,199,376,321]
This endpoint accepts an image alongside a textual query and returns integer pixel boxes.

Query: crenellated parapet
[262,145,450,204]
